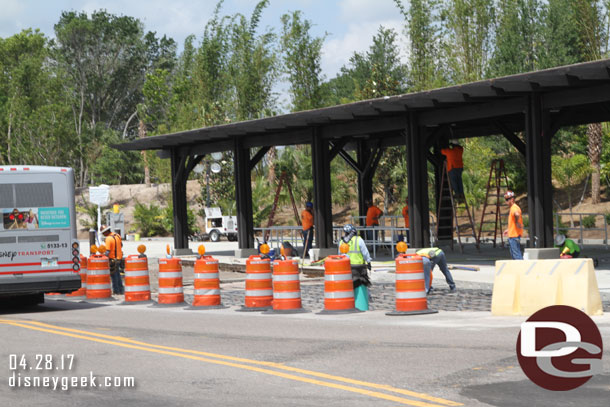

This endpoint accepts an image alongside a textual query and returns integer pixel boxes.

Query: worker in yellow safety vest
[415,247,456,294]
[340,224,372,310]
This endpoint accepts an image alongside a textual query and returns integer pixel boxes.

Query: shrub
[161,205,197,235]
[604,212,610,225]
[582,215,596,229]
[133,202,165,237]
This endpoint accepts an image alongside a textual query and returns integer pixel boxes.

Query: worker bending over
[555,234,580,258]
[416,247,457,294]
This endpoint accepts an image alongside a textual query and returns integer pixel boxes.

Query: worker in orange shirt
[301,202,314,251]
[502,191,523,259]
[401,198,410,244]
[441,142,465,200]
[365,200,383,242]
[101,225,125,294]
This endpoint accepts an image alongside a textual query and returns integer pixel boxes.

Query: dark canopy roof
[115,59,610,155]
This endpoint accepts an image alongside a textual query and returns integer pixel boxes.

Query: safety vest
[347,236,365,265]
[416,247,442,258]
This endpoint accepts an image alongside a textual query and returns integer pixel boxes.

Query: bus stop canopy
[115,59,610,254]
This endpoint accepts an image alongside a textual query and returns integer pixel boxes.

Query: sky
[0,0,407,80]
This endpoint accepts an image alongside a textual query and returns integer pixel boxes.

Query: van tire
[209,230,221,242]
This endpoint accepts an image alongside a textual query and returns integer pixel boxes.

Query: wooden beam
[419,97,525,126]
[493,120,526,156]
[249,146,271,171]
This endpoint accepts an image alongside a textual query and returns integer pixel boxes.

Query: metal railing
[254,225,410,259]
[350,215,404,228]
[554,212,608,245]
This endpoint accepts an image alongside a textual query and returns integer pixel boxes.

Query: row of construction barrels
[66,253,435,315]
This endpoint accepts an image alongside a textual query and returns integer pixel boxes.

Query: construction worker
[365,199,383,242]
[101,225,125,295]
[503,191,523,260]
[416,247,457,294]
[401,198,410,243]
[441,142,465,199]
[555,234,581,258]
[340,224,372,311]
[301,202,314,252]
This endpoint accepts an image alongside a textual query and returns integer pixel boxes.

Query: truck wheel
[210,230,221,242]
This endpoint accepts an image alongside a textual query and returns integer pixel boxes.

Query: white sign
[89,185,110,206]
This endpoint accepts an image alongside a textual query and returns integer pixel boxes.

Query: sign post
[89,185,110,245]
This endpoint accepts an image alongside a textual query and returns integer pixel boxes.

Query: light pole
[206,160,211,207]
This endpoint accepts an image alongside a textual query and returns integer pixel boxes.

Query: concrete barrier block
[524,248,560,259]
[492,259,603,316]
[234,248,258,258]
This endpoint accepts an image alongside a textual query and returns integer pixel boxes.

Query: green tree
[394,0,444,91]
[571,0,606,204]
[53,10,148,186]
[328,27,407,103]
[489,0,545,76]
[280,10,326,111]
[552,154,591,226]
[0,30,73,167]
[229,0,278,121]
[442,0,495,83]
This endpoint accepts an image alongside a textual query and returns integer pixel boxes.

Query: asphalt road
[1,299,609,407]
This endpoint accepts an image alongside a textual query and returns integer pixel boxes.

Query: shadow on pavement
[460,374,610,407]
[0,298,110,315]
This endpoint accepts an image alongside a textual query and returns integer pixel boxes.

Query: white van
[0,166,81,304]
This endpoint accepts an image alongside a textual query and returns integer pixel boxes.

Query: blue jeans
[449,168,464,195]
[508,237,523,260]
[302,228,314,250]
[422,252,456,292]
[110,259,124,294]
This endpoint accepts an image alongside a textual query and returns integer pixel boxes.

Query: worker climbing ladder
[477,159,510,247]
[265,171,301,242]
[436,160,478,252]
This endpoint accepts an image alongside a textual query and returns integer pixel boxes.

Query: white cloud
[321,19,405,79]
[0,0,29,37]
[338,0,402,24]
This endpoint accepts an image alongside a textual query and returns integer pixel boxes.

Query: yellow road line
[6,319,462,406]
[0,318,462,407]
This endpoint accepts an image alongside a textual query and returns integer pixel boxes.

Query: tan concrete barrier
[492,258,603,316]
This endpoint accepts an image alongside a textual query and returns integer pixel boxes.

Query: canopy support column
[170,149,203,254]
[312,129,333,249]
[525,94,554,248]
[234,138,254,249]
[406,114,431,248]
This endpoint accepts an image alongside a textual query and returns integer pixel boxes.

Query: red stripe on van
[0,261,73,268]
[0,268,75,275]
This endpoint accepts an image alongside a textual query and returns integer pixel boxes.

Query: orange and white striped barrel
[320,255,358,313]
[240,255,272,310]
[86,254,112,300]
[157,257,184,305]
[271,259,304,312]
[66,255,87,297]
[386,254,437,316]
[124,255,151,303]
[192,256,222,307]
